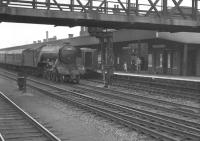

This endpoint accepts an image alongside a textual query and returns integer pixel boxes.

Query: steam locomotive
[0,42,85,83]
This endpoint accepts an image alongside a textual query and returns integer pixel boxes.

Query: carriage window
[148,54,152,67]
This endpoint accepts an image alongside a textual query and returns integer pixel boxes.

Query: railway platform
[97,70,200,82]
[97,70,200,92]
[114,72,200,91]
[115,71,200,83]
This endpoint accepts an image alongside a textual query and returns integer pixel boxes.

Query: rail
[0,133,5,141]
[0,91,61,141]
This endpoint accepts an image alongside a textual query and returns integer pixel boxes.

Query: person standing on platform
[136,57,141,72]
[124,62,127,72]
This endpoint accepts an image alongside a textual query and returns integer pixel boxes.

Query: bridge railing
[0,0,199,20]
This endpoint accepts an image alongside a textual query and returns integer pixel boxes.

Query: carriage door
[85,52,93,67]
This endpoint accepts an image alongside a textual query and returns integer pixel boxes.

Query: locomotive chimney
[46,31,49,42]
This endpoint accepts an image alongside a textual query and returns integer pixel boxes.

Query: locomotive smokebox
[59,45,78,64]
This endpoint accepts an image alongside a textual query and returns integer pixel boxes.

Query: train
[39,43,84,83]
[0,42,97,83]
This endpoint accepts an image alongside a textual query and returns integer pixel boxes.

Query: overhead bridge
[0,0,200,32]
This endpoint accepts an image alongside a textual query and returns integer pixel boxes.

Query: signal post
[88,27,114,88]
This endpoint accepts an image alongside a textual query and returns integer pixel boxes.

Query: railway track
[86,78,200,100]
[69,83,200,128]
[1,70,200,121]
[1,71,200,141]
[25,78,200,141]
[0,91,61,141]
[4,70,199,121]
[80,82,200,111]
[74,83,200,117]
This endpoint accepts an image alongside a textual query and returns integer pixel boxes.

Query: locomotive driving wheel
[52,69,59,82]
[46,71,51,80]
[51,72,56,82]
[59,74,64,83]
[55,74,59,82]
[43,71,47,79]
[50,72,53,81]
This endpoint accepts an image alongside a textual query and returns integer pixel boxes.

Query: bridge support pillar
[182,44,188,76]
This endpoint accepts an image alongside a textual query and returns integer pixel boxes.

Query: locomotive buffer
[88,27,114,87]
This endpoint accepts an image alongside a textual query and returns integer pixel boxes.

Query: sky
[0,22,80,48]
[0,0,192,49]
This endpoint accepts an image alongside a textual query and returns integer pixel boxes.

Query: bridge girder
[0,0,200,32]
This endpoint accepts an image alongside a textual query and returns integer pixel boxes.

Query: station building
[68,28,200,77]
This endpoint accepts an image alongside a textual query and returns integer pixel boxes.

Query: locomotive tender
[0,42,85,83]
